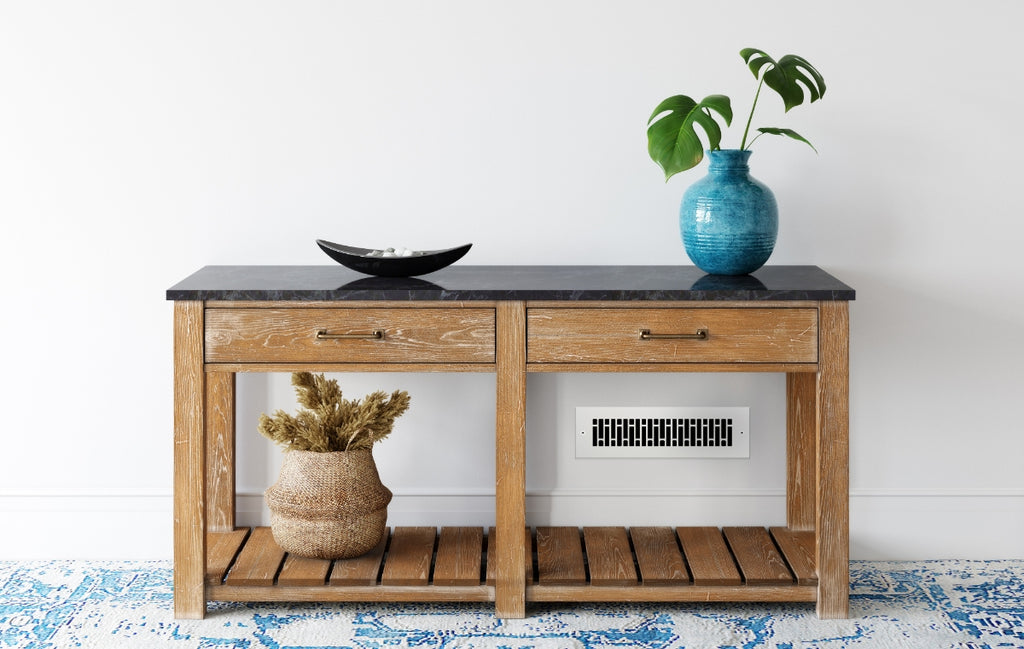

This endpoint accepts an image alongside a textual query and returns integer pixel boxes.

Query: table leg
[815,301,850,619]
[786,372,816,531]
[495,301,527,618]
[174,301,207,619]
[205,372,236,533]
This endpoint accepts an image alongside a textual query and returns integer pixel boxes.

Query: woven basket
[265,449,392,559]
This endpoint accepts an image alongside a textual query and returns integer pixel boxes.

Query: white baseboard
[0,490,173,560]
[1,488,1021,560]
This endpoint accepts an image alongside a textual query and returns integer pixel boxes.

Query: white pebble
[366,246,422,258]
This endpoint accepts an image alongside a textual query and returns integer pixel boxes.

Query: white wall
[1,1,1021,560]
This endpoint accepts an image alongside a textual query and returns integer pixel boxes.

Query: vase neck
[707,149,751,175]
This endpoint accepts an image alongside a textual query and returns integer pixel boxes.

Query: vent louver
[575,406,749,458]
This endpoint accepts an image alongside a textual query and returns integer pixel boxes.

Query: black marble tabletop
[166,265,854,302]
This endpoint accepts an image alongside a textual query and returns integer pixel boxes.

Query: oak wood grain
[676,527,742,586]
[328,532,388,586]
[527,308,818,364]
[495,302,527,617]
[527,584,816,603]
[381,527,436,587]
[207,362,497,374]
[173,290,852,619]
[205,307,495,364]
[723,527,794,586]
[278,554,332,587]
[486,527,533,586]
[174,301,207,618]
[770,527,817,586]
[787,372,817,531]
[206,300,500,310]
[433,527,484,587]
[524,300,819,310]
[205,529,248,585]
[205,372,235,533]
[536,527,586,585]
[583,527,637,586]
[630,526,689,585]
[526,362,817,373]
[816,301,850,618]
[208,584,494,603]
[224,527,286,587]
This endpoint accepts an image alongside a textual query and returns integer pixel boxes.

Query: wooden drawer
[527,308,817,364]
[205,308,495,364]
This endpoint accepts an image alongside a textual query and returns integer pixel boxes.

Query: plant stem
[740,76,765,150]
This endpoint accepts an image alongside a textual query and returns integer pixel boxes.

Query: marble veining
[166,265,855,302]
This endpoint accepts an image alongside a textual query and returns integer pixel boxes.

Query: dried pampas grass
[258,372,410,452]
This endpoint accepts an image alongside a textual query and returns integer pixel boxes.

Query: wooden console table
[168,265,854,620]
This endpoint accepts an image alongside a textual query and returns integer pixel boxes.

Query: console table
[167,265,854,620]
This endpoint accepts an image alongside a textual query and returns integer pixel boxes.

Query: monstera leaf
[647,94,733,181]
[753,127,818,152]
[740,48,826,111]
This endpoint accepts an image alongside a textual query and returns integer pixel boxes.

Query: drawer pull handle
[315,329,384,340]
[639,328,708,341]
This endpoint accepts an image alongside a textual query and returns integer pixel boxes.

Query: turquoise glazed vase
[680,149,778,275]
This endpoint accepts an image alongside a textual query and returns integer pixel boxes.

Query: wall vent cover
[575,406,749,458]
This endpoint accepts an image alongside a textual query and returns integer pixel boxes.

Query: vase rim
[705,149,752,170]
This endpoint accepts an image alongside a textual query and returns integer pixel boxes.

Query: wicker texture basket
[265,449,392,559]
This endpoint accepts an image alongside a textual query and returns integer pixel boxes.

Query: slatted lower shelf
[206,525,818,604]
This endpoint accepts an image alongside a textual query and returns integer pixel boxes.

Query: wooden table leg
[815,301,850,619]
[205,372,236,533]
[174,301,208,619]
[787,372,817,532]
[495,301,527,618]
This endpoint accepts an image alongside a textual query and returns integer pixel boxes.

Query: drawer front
[205,308,495,364]
[527,308,817,364]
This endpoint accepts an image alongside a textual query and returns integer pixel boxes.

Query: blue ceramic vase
[680,149,778,275]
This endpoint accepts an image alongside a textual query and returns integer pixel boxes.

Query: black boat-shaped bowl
[316,240,472,277]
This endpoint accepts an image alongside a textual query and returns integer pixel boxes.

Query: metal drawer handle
[315,329,384,340]
[638,328,708,341]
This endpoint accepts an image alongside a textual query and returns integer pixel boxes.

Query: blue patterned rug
[1,560,1022,648]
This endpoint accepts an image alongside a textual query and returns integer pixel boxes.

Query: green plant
[258,372,411,452]
[647,47,826,181]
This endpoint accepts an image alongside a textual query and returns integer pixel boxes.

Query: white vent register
[575,406,749,459]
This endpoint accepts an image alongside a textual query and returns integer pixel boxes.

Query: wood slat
[527,584,817,603]
[583,527,637,587]
[328,531,388,586]
[630,526,689,585]
[208,583,494,603]
[770,527,817,586]
[486,527,533,585]
[433,527,484,586]
[536,527,586,585]
[206,529,249,585]
[677,527,742,586]
[381,527,436,586]
[724,527,794,586]
[224,527,286,586]
[278,555,332,587]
